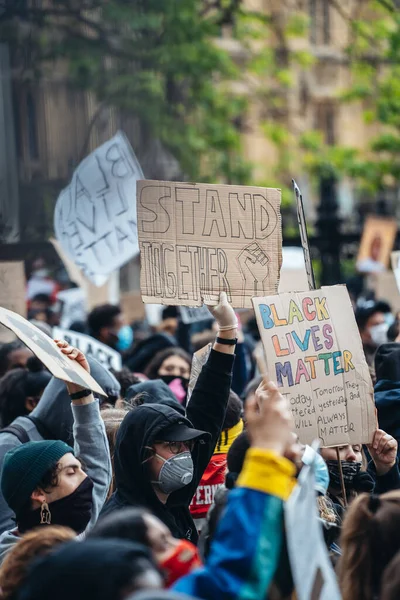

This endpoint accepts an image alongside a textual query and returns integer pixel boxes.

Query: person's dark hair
[226,431,250,489]
[162,306,179,320]
[110,367,140,399]
[339,490,400,600]
[0,358,51,426]
[30,293,52,306]
[387,321,400,343]
[381,551,400,600]
[242,375,262,404]
[89,507,151,548]
[16,461,62,524]
[144,347,191,380]
[87,304,121,338]
[355,301,391,331]
[0,341,27,378]
[223,391,242,430]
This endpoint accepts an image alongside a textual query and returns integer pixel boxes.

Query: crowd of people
[0,262,400,599]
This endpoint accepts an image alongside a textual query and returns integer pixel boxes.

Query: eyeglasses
[155,440,195,455]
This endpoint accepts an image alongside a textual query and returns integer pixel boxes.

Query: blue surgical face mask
[302,445,330,495]
[116,325,133,352]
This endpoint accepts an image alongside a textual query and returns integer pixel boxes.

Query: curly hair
[0,526,75,599]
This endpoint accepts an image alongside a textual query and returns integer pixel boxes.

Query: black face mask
[326,460,362,490]
[18,476,94,534]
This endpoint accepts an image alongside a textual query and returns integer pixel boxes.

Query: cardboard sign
[53,327,122,371]
[285,446,341,600]
[54,132,144,285]
[180,306,212,325]
[0,308,105,396]
[187,343,212,403]
[252,286,376,446]
[0,262,26,343]
[137,180,282,308]
[120,291,146,323]
[368,270,400,314]
[357,216,397,273]
[57,288,87,329]
[391,251,400,296]
[293,180,316,290]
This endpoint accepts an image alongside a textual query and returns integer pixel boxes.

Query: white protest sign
[54,132,144,285]
[53,327,122,371]
[137,180,282,308]
[391,251,400,293]
[279,247,309,294]
[180,306,212,325]
[252,286,376,446]
[0,308,105,396]
[285,450,341,600]
[57,288,87,329]
[0,262,26,342]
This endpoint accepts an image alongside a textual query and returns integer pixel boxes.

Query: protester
[374,342,400,456]
[87,304,133,352]
[339,490,400,600]
[190,390,243,532]
[144,348,191,406]
[0,355,119,535]
[100,292,237,544]
[110,367,141,401]
[355,300,391,365]
[0,341,111,562]
[0,526,75,599]
[101,407,131,499]
[320,429,399,512]
[0,359,51,427]
[126,380,185,415]
[0,343,33,379]
[14,539,162,600]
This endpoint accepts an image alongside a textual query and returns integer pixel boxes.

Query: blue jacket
[174,448,296,600]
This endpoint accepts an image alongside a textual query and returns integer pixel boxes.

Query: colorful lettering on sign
[275,350,355,388]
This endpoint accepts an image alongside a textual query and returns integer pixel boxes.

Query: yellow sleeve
[236,447,296,501]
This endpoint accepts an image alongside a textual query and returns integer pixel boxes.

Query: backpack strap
[0,424,30,444]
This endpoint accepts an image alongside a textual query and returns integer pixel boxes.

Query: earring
[40,501,51,525]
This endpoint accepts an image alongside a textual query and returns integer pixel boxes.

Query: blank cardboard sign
[0,308,106,397]
[137,181,282,308]
[252,286,376,446]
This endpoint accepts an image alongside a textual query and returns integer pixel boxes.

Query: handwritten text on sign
[137,181,282,308]
[253,286,376,446]
[54,132,144,285]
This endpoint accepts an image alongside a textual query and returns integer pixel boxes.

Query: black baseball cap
[160,421,209,442]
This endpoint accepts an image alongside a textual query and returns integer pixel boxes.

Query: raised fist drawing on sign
[238,242,270,297]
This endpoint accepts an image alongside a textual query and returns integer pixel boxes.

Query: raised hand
[368,429,398,476]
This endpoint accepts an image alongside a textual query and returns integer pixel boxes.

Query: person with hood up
[374,342,400,458]
[100,292,237,544]
[0,340,112,563]
[0,352,119,535]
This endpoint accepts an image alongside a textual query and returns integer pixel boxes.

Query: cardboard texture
[120,291,146,323]
[252,286,376,446]
[367,270,400,314]
[0,308,106,396]
[54,131,143,285]
[293,181,316,290]
[137,180,282,308]
[391,251,400,299]
[0,262,26,343]
[53,327,122,371]
[357,216,397,273]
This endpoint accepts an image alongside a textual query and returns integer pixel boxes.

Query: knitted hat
[1,440,74,515]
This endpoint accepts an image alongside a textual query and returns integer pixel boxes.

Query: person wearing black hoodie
[375,342,400,458]
[0,357,120,535]
[100,292,236,544]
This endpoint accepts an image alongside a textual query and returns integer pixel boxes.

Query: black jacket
[101,349,234,543]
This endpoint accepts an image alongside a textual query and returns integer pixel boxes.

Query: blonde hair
[339,490,400,600]
[101,407,130,499]
[0,526,75,599]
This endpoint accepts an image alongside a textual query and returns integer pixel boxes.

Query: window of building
[314,102,336,145]
[309,0,331,45]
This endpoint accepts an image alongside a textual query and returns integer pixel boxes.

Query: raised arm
[56,341,112,531]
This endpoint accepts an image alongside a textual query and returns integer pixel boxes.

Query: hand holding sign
[207,291,238,332]
[246,376,294,454]
[55,340,91,396]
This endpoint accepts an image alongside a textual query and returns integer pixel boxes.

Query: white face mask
[370,322,388,347]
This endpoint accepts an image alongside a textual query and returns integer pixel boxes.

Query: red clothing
[190,454,227,519]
